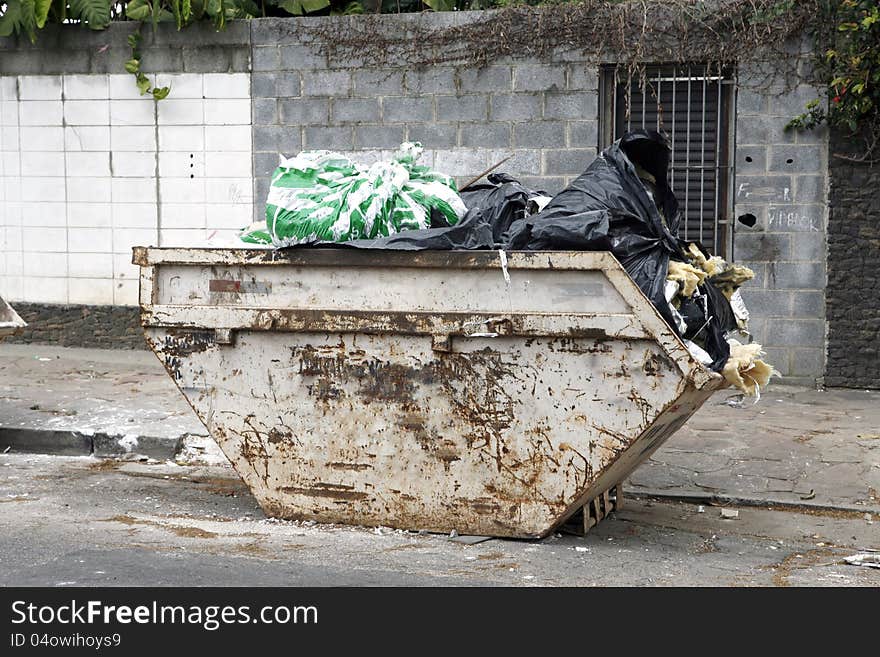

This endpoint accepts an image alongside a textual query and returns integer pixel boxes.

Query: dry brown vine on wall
[302,0,819,91]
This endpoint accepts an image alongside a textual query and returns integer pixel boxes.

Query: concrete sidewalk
[1,342,878,515]
[0,343,206,460]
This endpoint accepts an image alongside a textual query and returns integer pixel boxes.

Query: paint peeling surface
[138,248,724,538]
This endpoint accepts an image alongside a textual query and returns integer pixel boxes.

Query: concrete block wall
[732,64,828,384]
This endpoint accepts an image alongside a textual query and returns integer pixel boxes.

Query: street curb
[0,426,184,460]
[0,428,91,456]
[629,489,880,517]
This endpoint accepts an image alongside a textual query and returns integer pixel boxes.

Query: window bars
[600,64,735,258]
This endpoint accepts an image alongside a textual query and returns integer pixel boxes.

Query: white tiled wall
[0,73,253,306]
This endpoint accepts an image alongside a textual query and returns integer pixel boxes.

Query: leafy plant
[276,0,331,15]
[0,0,110,42]
[788,0,880,160]
[123,0,260,30]
[267,0,367,16]
[331,1,363,14]
[203,0,261,30]
[422,0,455,11]
[124,0,174,24]
[69,0,112,28]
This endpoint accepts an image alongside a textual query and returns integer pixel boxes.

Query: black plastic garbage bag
[460,173,549,242]
[507,130,684,327]
[323,207,496,251]
[677,283,735,371]
[504,210,613,251]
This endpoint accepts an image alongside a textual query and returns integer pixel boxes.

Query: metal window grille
[599,64,735,257]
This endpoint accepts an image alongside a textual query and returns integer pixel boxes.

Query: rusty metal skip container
[134,247,724,538]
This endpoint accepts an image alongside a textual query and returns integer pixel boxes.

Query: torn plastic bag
[249,142,467,247]
[675,283,735,371]
[323,171,553,251]
[702,281,738,335]
[665,280,688,335]
[459,173,550,242]
[684,340,714,366]
[314,207,496,252]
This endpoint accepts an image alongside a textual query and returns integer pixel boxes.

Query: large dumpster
[134,247,725,538]
[0,296,25,341]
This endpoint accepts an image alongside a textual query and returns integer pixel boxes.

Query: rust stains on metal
[143,306,642,340]
[135,247,619,272]
[151,330,217,381]
[293,340,527,477]
[307,378,344,402]
[327,462,373,471]
[590,425,630,454]
[238,414,275,486]
[358,362,420,402]
[210,279,242,293]
[436,349,516,467]
[434,446,462,464]
[280,486,369,501]
[642,351,671,376]
[627,387,653,426]
[209,279,273,294]
[297,344,422,404]
[160,330,215,357]
[544,338,613,354]
[131,246,151,266]
[395,411,462,470]
[267,427,293,445]
[468,498,504,515]
[266,309,600,339]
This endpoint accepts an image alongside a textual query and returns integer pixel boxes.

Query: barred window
[599,64,735,257]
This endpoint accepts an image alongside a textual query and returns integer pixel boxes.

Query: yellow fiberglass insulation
[687,242,726,277]
[712,264,756,300]
[723,340,778,397]
[667,261,707,298]
[685,243,755,299]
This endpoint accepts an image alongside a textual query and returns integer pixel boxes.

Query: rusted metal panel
[136,247,724,538]
[133,247,620,271]
[0,296,25,340]
[141,308,649,341]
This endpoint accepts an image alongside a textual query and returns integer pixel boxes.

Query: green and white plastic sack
[241,142,467,247]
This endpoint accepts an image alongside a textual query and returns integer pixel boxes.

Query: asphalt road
[1,454,876,587]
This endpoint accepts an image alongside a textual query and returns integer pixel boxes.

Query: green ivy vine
[787,0,880,161]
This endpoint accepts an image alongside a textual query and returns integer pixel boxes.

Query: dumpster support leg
[582,483,624,534]
[559,483,624,536]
